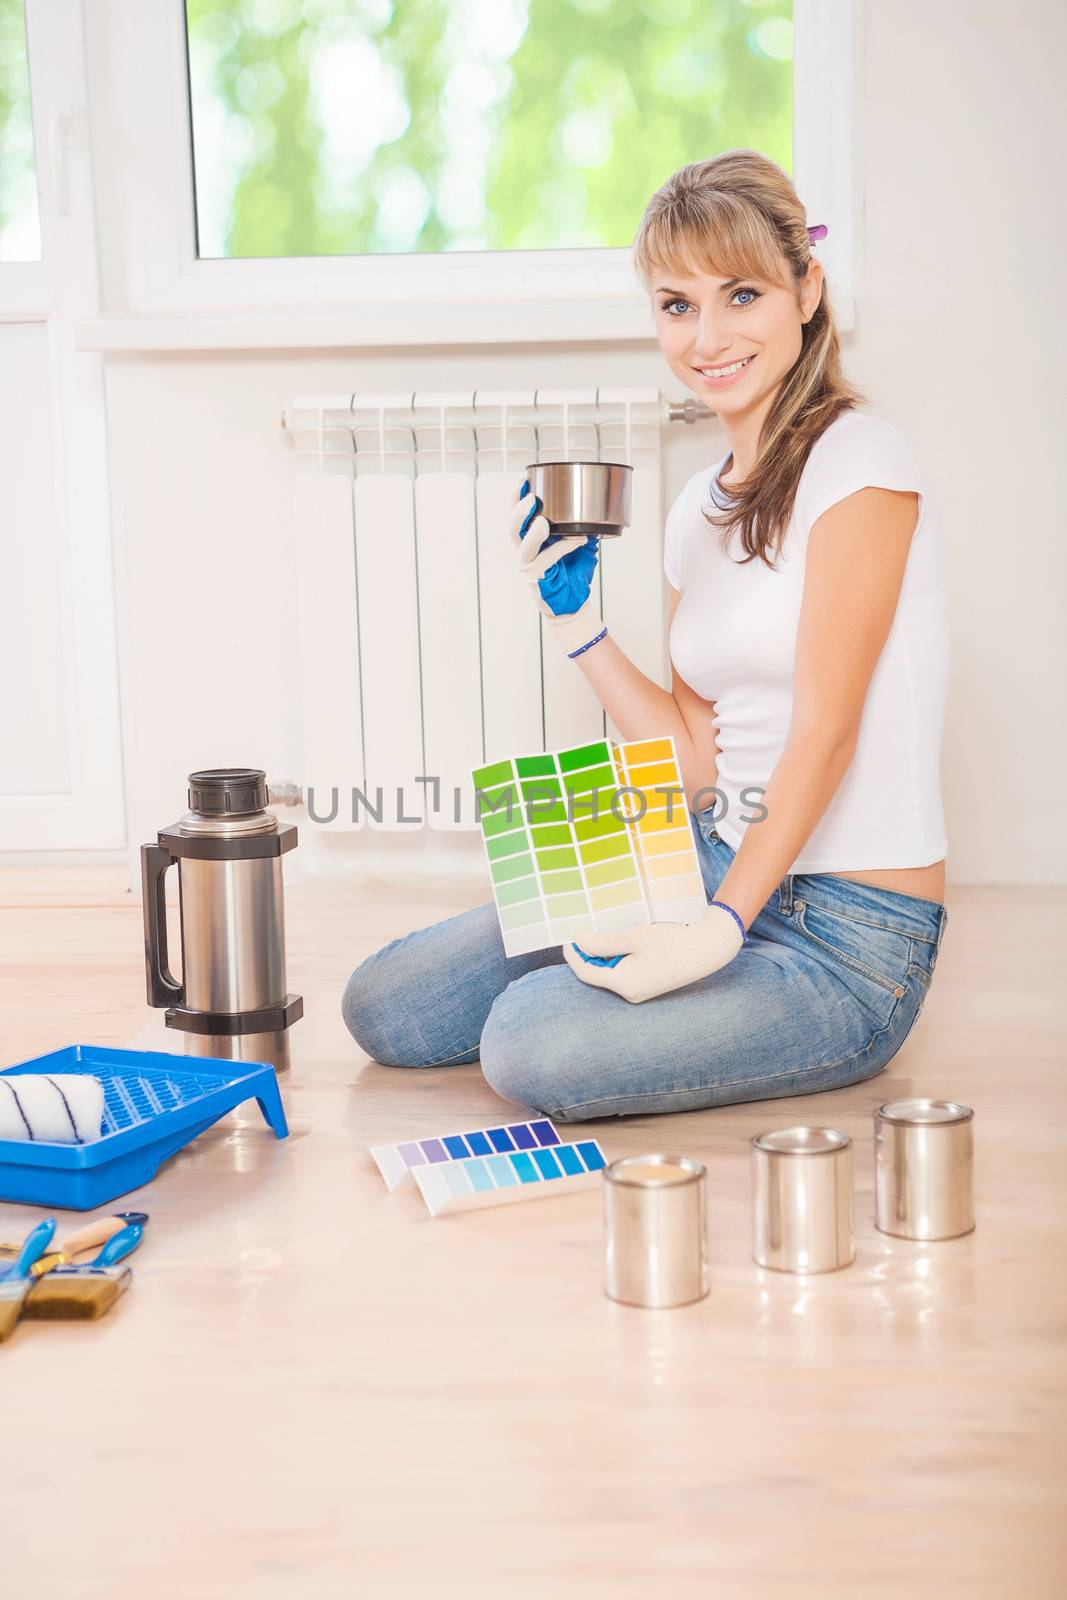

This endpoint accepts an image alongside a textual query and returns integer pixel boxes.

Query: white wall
[41,0,1067,887]
[849,0,1066,888]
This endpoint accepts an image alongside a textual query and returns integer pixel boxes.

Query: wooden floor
[1,864,1065,1599]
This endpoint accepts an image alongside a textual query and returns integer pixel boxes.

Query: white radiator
[283,388,695,832]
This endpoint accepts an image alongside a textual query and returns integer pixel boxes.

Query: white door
[0,0,122,849]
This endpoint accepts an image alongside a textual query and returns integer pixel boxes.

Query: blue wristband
[709,899,748,943]
[567,626,608,659]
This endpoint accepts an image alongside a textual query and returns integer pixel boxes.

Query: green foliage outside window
[0,0,41,261]
[185,0,792,259]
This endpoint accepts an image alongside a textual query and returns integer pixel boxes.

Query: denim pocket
[794,897,909,1002]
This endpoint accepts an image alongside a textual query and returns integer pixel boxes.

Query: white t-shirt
[664,409,949,872]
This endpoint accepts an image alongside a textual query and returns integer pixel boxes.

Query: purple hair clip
[807,223,828,243]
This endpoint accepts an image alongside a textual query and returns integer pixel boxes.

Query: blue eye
[659,286,761,317]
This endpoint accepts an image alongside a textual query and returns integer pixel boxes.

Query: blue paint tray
[0,1044,289,1211]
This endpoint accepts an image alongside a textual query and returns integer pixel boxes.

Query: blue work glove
[508,476,607,657]
[518,473,601,611]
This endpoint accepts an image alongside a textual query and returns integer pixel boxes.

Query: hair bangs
[634,191,789,292]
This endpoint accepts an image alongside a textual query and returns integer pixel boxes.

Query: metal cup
[751,1127,854,1273]
[874,1099,975,1240]
[603,1154,708,1308]
[524,460,633,537]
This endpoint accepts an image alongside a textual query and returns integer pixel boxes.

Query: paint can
[603,1154,708,1308]
[874,1099,975,1240]
[751,1127,854,1273]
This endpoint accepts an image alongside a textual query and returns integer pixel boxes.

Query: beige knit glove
[561,903,747,1003]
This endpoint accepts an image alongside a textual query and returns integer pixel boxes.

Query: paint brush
[24,1222,144,1321]
[0,1211,149,1277]
[0,1217,56,1342]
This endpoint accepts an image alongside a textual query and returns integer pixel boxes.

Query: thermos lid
[187,768,268,817]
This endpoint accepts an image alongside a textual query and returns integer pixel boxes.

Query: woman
[342,148,950,1122]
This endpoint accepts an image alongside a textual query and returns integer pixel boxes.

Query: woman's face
[650,258,823,421]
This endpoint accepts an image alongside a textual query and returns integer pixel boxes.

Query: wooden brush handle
[30,1215,129,1277]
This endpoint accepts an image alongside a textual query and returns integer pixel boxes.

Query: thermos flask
[140,768,302,1074]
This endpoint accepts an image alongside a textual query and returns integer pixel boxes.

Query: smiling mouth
[692,355,756,379]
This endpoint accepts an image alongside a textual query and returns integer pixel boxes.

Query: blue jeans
[341,806,948,1122]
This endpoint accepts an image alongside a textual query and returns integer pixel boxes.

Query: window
[79,0,852,348]
[185,0,793,260]
[0,0,41,260]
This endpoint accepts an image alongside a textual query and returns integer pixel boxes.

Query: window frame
[77,0,856,351]
[0,0,125,848]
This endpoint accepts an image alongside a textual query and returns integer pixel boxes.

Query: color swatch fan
[472,736,706,956]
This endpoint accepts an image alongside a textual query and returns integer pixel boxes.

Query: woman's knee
[342,906,502,1067]
[479,970,590,1118]
[341,941,431,1068]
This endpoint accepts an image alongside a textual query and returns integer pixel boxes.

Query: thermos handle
[140,842,183,1008]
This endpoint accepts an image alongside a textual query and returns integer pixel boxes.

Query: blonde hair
[633,148,864,568]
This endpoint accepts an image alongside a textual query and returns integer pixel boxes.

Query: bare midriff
[826,861,945,907]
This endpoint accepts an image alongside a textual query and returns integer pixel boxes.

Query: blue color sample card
[412,1138,607,1218]
[370,1119,562,1191]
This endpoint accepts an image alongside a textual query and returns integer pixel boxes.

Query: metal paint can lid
[752,1127,851,1157]
[604,1153,704,1188]
[876,1099,973,1126]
